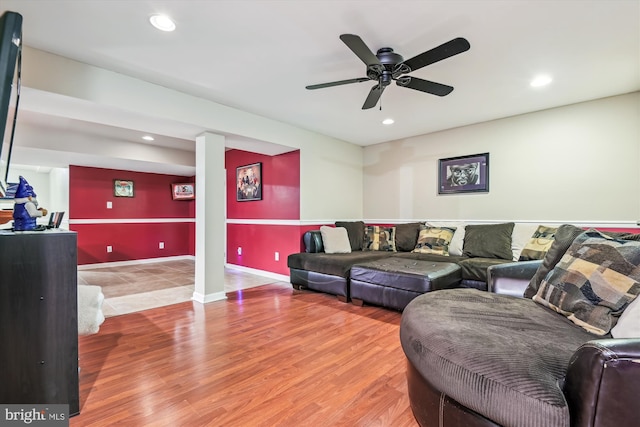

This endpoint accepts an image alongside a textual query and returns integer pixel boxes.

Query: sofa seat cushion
[457,257,515,283]
[401,289,597,427]
[351,258,461,293]
[287,251,392,278]
[394,252,509,283]
[392,251,468,264]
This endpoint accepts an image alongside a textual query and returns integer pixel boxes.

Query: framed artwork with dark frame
[171,183,195,200]
[114,179,134,197]
[236,162,262,201]
[438,153,489,195]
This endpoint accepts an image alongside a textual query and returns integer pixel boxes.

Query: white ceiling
[1,0,639,174]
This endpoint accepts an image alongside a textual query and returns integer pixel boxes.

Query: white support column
[193,132,226,303]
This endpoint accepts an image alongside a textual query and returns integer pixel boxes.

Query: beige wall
[363,92,639,225]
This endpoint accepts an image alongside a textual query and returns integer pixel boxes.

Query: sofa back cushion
[304,230,324,253]
[363,225,397,252]
[320,226,352,254]
[532,229,640,335]
[394,222,423,252]
[463,223,515,260]
[335,221,365,251]
[412,226,456,256]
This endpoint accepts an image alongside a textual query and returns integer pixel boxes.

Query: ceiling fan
[306,34,470,110]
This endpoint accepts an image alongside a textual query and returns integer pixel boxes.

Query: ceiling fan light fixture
[149,14,176,32]
[382,118,395,125]
[530,75,552,87]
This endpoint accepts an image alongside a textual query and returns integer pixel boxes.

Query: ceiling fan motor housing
[367,47,404,80]
[376,47,404,67]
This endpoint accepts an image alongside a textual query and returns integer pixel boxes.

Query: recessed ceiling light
[530,75,552,87]
[142,135,155,141]
[149,14,176,32]
[382,118,395,125]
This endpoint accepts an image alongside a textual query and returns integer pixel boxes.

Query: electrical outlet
[275,251,279,261]
[237,247,242,255]
[106,245,112,253]
[159,242,164,249]
[106,201,112,209]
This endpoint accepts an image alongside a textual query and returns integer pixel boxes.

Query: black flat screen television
[0,11,22,198]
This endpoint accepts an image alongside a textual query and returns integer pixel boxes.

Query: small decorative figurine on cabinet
[12,175,48,231]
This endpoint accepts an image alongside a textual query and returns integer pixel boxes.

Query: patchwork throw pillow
[363,225,397,252]
[427,221,464,255]
[519,225,559,261]
[394,222,423,252]
[335,221,365,251]
[533,230,640,336]
[524,224,585,298]
[320,226,352,254]
[463,223,515,260]
[412,226,456,256]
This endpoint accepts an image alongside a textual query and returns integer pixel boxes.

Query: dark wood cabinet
[0,230,79,416]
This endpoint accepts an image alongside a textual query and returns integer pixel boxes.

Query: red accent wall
[226,224,300,276]
[226,150,300,220]
[225,150,301,274]
[71,166,194,219]
[69,166,195,264]
[73,223,193,264]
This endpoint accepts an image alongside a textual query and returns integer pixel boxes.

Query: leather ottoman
[349,258,462,310]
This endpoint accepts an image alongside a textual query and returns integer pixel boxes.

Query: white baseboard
[192,291,227,304]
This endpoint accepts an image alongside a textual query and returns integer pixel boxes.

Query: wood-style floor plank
[71,285,417,426]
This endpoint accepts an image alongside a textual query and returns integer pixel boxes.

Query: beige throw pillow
[426,221,465,255]
[412,226,455,255]
[519,225,558,261]
[320,226,351,254]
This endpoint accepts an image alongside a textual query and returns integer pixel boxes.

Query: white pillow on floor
[611,296,640,338]
[78,285,105,335]
[320,226,351,254]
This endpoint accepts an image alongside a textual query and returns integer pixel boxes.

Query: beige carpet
[78,259,196,317]
[78,259,289,317]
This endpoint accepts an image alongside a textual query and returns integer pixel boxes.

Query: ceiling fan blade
[306,77,370,90]
[402,37,470,73]
[340,34,383,68]
[397,76,454,96]
[362,84,385,109]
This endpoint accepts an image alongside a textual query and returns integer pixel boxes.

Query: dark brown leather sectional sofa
[287,221,517,305]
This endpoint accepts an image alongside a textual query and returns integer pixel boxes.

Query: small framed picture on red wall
[114,179,134,197]
[171,183,195,200]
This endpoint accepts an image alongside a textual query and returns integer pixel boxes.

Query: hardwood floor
[71,283,417,426]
